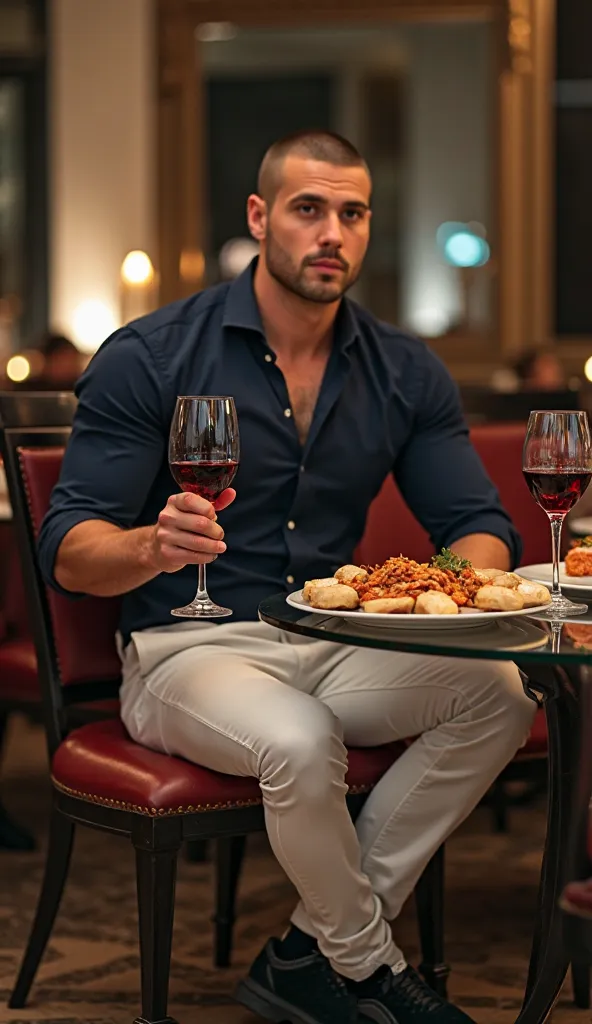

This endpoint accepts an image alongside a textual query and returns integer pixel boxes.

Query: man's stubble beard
[264,229,362,305]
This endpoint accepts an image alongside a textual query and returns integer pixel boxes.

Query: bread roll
[362,597,415,615]
[303,577,339,602]
[334,564,369,585]
[488,572,523,589]
[516,582,551,607]
[474,586,524,611]
[475,568,505,583]
[414,591,458,615]
[308,584,359,610]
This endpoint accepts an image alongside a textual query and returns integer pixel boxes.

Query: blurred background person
[512,348,566,391]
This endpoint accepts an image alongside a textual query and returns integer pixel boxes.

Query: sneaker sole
[235,976,341,1024]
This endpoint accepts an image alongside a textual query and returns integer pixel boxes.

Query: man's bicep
[38,330,170,586]
[393,352,518,555]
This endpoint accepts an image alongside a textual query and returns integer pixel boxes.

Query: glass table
[259,593,592,1024]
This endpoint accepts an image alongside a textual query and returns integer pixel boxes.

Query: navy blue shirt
[38,262,521,643]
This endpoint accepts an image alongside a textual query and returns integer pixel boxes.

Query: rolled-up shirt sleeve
[37,327,170,594]
[393,349,522,567]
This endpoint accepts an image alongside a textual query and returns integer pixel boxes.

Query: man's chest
[280,363,326,446]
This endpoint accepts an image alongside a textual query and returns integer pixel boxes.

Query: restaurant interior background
[0,2,592,1023]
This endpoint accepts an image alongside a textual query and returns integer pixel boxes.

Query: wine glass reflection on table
[523,410,592,617]
[168,396,240,618]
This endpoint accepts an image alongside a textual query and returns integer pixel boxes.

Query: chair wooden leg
[8,806,75,1008]
[133,822,181,1024]
[571,963,591,1009]
[415,844,449,998]
[213,835,247,968]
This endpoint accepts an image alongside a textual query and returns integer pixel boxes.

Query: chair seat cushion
[51,719,406,816]
[0,637,39,703]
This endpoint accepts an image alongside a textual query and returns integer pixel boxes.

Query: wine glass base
[171,601,232,619]
[547,595,589,618]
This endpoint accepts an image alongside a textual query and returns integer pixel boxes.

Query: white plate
[519,562,592,596]
[286,590,551,630]
[569,517,592,537]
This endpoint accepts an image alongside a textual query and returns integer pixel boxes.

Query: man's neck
[253,258,339,361]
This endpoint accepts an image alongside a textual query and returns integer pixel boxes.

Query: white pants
[119,620,535,982]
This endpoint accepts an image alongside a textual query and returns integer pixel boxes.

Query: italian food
[565,536,592,577]
[300,549,551,615]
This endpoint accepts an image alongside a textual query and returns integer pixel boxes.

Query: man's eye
[343,209,362,222]
[298,204,316,216]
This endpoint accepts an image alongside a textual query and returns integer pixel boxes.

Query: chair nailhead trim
[51,776,371,816]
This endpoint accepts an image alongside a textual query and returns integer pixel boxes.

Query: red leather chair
[0,395,446,1024]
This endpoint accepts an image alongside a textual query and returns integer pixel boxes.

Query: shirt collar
[222,258,361,352]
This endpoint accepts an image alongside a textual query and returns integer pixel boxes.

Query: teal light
[443,230,490,268]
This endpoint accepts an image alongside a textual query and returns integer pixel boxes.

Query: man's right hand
[151,488,236,573]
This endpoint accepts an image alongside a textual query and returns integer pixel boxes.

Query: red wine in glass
[523,469,592,515]
[170,460,239,503]
[168,396,240,618]
[523,410,592,617]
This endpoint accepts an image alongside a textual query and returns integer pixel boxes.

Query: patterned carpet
[0,715,587,1024]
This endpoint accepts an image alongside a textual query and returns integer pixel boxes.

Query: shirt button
[287,520,296,530]
[284,408,292,418]
[287,574,295,584]
[264,354,273,363]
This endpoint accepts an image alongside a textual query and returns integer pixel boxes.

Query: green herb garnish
[579,536,592,548]
[431,547,472,573]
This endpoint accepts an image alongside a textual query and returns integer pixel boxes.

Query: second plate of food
[519,562,592,596]
[286,591,551,630]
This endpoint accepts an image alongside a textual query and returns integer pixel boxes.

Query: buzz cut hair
[257,129,370,205]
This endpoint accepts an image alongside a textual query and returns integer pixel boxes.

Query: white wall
[50,0,156,351]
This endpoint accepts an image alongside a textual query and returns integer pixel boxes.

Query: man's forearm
[54,520,160,597]
[451,533,511,571]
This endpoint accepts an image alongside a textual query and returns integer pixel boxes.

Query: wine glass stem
[196,563,208,603]
[549,515,564,601]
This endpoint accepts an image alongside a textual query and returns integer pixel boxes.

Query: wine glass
[523,410,592,617]
[168,396,240,618]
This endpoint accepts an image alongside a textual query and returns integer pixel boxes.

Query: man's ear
[247,194,268,242]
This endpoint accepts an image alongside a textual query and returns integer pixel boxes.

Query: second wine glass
[523,410,592,617]
[168,395,240,618]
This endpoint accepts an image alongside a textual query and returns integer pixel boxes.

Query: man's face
[253,155,372,304]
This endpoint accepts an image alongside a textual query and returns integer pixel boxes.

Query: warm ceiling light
[6,354,30,382]
[71,300,118,354]
[121,250,154,286]
[584,357,592,383]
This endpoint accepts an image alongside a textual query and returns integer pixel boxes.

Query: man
[38,131,535,1024]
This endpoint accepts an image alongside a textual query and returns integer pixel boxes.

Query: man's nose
[317,212,344,249]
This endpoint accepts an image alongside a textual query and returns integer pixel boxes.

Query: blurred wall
[400,23,492,335]
[49,0,155,352]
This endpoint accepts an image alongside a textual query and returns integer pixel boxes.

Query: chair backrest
[357,421,550,568]
[0,392,121,753]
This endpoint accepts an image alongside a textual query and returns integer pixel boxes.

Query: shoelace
[388,968,443,1012]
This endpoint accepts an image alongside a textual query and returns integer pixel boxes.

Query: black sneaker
[234,938,371,1023]
[355,965,476,1023]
